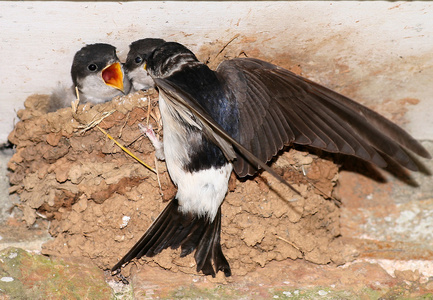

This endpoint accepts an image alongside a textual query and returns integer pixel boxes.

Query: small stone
[114,235,125,242]
[120,216,131,229]
[1,277,14,282]
[72,195,88,213]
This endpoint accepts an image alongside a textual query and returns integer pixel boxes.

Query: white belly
[159,95,232,221]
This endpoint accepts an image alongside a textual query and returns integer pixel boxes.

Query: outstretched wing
[216,58,430,177]
[153,77,299,192]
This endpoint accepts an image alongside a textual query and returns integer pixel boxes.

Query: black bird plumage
[112,41,431,277]
[48,43,131,112]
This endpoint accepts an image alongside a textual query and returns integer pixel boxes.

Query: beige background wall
[1,1,433,143]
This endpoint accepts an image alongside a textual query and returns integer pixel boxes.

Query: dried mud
[7,91,355,278]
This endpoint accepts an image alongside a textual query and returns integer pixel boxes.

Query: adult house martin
[112,41,430,277]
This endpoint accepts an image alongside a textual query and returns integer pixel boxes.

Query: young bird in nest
[112,40,431,277]
[48,43,131,112]
[124,38,166,92]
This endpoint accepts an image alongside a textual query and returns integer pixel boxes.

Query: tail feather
[211,213,231,276]
[180,222,206,257]
[112,198,231,277]
[170,221,195,251]
[134,200,179,258]
[147,212,183,255]
[194,208,231,277]
[195,221,215,272]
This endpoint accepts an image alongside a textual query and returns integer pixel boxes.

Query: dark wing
[154,77,299,193]
[216,58,431,177]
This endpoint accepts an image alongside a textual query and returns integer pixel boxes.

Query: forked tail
[111,198,231,277]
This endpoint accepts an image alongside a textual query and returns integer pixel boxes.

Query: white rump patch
[176,164,233,221]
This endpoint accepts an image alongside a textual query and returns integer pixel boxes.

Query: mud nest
[8,90,355,277]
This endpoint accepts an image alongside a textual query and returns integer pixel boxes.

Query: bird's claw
[138,123,165,160]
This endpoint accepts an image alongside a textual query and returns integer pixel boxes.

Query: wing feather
[153,77,299,193]
[216,58,430,175]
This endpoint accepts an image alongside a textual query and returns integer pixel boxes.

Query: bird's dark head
[125,38,166,73]
[124,38,166,91]
[146,42,200,78]
[71,43,125,93]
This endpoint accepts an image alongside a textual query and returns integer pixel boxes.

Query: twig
[215,34,240,60]
[155,156,163,197]
[78,110,116,133]
[286,162,334,200]
[276,235,301,252]
[119,111,130,138]
[71,86,80,114]
[147,90,152,125]
[96,126,156,174]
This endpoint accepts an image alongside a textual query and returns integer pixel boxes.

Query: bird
[112,41,431,278]
[124,38,166,92]
[48,43,131,112]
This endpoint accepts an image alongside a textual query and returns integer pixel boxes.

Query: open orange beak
[102,62,124,93]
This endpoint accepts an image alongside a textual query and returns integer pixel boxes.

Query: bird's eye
[87,64,98,72]
[135,56,143,64]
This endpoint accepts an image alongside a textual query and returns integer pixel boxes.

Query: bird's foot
[138,123,165,160]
